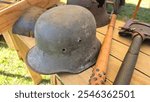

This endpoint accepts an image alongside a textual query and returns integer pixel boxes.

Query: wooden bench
[5,20,149,85]
[1,0,150,85]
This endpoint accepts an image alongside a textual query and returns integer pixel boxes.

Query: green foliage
[0,45,33,85]
[118,3,150,23]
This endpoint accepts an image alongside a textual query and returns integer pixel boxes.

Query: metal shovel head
[12,6,46,36]
[119,19,150,39]
[88,2,110,27]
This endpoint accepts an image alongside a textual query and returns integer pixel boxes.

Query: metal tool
[113,19,150,85]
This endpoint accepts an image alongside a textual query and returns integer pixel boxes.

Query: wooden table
[7,20,150,85]
[0,0,150,85]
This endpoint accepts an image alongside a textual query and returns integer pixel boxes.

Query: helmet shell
[27,5,100,74]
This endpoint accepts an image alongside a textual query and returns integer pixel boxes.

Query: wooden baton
[89,14,117,85]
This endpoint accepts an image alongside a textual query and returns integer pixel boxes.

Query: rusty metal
[114,19,150,85]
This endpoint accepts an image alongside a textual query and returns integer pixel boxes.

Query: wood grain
[97,20,150,55]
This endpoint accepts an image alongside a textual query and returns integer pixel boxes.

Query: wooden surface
[59,20,150,85]
[0,0,149,85]
[11,20,150,85]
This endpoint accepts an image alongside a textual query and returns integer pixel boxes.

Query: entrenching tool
[113,19,150,85]
[89,14,117,85]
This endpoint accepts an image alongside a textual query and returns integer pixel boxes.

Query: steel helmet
[89,1,110,27]
[12,6,46,36]
[26,5,101,74]
[67,0,110,27]
[67,0,92,8]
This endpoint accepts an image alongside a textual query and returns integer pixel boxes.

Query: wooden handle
[89,14,117,85]
[114,35,143,85]
[132,0,142,19]
[0,0,59,33]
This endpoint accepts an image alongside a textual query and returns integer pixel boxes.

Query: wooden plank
[14,34,35,49]
[2,31,15,49]
[7,29,22,59]
[58,31,150,85]
[59,55,150,85]
[0,0,14,10]
[96,33,150,77]
[58,66,112,85]
[96,20,150,55]
[0,4,10,10]
[106,56,150,84]
[0,0,59,33]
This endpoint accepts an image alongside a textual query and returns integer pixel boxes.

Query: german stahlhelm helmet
[26,5,101,74]
[12,6,46,37]
[67,0,110,27]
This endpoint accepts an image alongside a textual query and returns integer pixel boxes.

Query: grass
[0,0,150,85]
[0,37,33,84]
[117,2,150,23]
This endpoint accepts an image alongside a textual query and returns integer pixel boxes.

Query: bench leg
[2,30,42,84]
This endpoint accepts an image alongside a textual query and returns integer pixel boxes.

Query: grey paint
[12,6,46,36]
[27,5,101,74]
